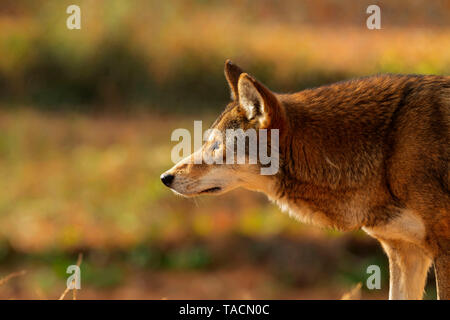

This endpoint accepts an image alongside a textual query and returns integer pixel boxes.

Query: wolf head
[160,60,286,197]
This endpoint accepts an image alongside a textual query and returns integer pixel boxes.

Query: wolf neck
[276,88,389,191]
[264,90,392,230]
[278,112,363,191]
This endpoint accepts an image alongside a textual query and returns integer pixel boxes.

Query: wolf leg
[435,252,450,300]
[380,240,432,300]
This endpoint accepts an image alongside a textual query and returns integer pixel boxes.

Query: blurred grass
[0,0,449,111]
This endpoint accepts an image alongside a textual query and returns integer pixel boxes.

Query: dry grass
[341,283,363,300]
[0,270,27,287]
[0,254,84,300]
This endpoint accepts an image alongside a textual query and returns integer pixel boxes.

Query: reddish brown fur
[276,75,449,235]
[162,60,449,299]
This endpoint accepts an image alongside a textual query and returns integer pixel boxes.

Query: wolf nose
[160,173,174,187]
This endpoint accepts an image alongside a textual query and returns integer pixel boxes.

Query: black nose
[160,173,174,187]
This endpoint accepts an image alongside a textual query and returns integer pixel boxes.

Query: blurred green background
[0,0,449,299]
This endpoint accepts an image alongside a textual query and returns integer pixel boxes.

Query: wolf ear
[238,73,282,128]
[224,59,244,101]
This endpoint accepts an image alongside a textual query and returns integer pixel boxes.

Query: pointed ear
[224,59,244,101]
[238,73,283,128]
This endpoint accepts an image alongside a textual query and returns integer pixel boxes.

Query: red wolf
[161,60,449,300]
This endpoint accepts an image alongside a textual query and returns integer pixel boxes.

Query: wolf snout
[160,173,174,187]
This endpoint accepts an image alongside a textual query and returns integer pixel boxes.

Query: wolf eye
[211,141,220,151]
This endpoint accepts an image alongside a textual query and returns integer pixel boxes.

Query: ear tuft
[238,73,265,123]
[224,59,244,101]
[237,73,283,129]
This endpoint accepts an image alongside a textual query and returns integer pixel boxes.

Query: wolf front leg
[380,239,432,300]
[435,253,450,300]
